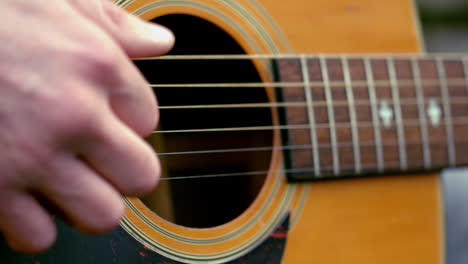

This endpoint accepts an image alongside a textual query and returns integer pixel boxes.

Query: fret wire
[320,56,340,175]
[462,56,468,166]
[342,57,362,174]
[411,58,431,169]
[436,57,457,166]
[364,58,384,172]
[157,96,468,110]
[300,55,321,177]
[387,58,408,170]
[463,56,468,97]
[149,78,468,88]
[152,116,468,134]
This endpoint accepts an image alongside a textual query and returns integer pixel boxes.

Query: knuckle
[49,96,100,139]
[72,41,123,86]
[102,0,128,28]
[110,87,159,137]
[86,48,118,76]
[20,147,55,178]
[4,140,55,180]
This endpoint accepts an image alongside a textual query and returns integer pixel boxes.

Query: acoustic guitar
[2,0,466,263]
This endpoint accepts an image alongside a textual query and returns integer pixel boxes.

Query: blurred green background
[418,0,468,52]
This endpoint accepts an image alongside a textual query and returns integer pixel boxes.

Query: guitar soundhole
[137,15,273,228]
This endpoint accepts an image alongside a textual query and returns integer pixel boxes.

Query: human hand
[0,0,173,253]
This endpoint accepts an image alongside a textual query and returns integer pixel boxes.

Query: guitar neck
[275,54,468,180]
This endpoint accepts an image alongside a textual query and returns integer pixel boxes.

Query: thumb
[91,0,174,58]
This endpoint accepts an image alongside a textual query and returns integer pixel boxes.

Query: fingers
[0,0,168,254]
[38,107,160,232]
[0,191,56,254]
[70,11,161,136]
[38,154,126,233]
[92,0,174,58]
[68,0,168,135]
[0,102,160,251]
[107,55,159,137]
[84,108,160,196]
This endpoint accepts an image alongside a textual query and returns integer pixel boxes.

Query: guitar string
[151,116,468,134]
[156,139,467,157]
[149,78,468,89]
[134,53,468,60]
[158,161,426,181]
[152,78,468,111]
[157,97,468,110]
[141,54,468,92]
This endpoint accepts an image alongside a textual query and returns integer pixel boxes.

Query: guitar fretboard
[275,55,468,180]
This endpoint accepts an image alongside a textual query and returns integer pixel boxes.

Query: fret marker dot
[379,99,394,129]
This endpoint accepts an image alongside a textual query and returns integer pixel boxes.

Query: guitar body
[0,0,445,263]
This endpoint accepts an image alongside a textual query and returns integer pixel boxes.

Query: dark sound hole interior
[138,15,273,228]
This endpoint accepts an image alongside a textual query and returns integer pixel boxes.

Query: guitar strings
[139,54,468,180]
[149,78,468,89]
[157,97,468,110]
[151,116,468,134]
[151,78,468,110]
[157,161,423,181]
[134,53,468,60]
[156,139,467,157]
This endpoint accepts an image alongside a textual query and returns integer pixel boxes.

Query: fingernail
[147,24,175,47]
